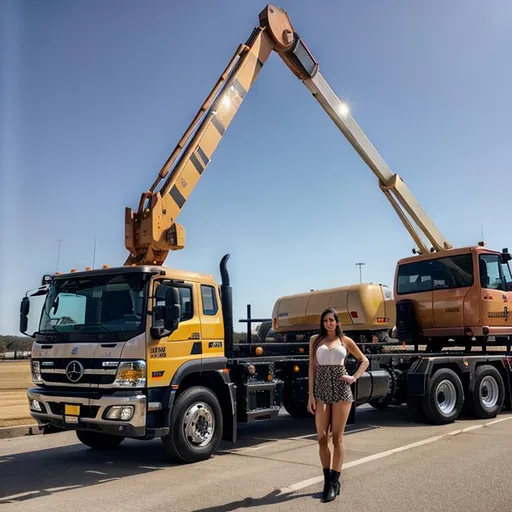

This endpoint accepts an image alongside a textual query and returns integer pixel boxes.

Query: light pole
[355,262,365,283]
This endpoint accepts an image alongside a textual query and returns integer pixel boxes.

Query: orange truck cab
[394,245,512,347]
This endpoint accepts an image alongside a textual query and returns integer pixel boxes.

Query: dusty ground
[0,360,32,427]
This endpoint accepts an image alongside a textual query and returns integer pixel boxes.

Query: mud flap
[222,382,237,443]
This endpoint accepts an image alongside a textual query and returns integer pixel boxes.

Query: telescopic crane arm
[124,4,451,266]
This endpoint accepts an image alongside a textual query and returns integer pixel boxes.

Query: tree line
[0,335,33,354]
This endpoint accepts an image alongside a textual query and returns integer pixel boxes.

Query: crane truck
[20,4,512,463]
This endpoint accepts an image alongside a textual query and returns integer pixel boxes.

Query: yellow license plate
[64,404,80,416]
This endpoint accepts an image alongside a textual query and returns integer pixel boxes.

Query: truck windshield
[396,253,474,295]
[39,272,150,341]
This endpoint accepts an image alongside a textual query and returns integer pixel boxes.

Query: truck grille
[39,358,118,386]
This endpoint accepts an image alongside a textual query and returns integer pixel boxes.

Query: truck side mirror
[19,285,49,338]
[20,297,30,335]
[500,248,511,263]
[164,287,181,333]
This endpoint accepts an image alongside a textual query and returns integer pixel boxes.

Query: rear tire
[76,430,124,450]
[162,386,223,464]
[421,368,464,425]
[467,365,505,419]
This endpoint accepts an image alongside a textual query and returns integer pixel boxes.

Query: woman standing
[307,307,369,503]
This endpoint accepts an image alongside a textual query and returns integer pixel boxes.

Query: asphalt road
[1,405,511,511]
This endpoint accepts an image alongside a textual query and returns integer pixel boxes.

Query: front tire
[162,386,223,464]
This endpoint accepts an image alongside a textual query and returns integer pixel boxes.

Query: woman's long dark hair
[312,307,344,355]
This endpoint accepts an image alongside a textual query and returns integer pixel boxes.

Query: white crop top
[316,341,347,366]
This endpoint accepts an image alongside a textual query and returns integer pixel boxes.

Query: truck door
[431,253,473,330]
[479,253,512,331]
[147,280,201,389]
[198,284,225,358]
[395,259,434,330]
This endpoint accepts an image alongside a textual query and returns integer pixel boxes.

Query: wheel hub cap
[183,402,215,447]
[479,376,499,409]
[435,379,457,415]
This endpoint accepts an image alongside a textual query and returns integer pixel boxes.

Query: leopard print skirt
[314,365,354,404]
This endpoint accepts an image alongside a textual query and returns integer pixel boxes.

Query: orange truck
[19,5,511,462]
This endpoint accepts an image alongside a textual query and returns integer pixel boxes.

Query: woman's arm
[342,336,369,383]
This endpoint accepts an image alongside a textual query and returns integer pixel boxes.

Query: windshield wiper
[73,323,120,341]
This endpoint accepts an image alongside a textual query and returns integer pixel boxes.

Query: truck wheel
[76,430,124,450]
[421,368,464,425]
[162,386,223,464]
[467,365,505,419]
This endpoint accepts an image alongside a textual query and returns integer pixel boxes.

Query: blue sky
[1,0,511,335]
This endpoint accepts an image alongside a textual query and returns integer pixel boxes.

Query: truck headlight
[31,360,43,384]
[104,405,135,421]
[114,360,146,387]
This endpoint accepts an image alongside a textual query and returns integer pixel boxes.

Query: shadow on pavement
[1,404,493,503]
[190,489,321,511]
[0,439,173,503]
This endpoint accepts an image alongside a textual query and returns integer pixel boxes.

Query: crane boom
[302,73,452,254]
[125,4,451,266]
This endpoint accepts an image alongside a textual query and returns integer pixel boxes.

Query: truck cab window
[500,261,512,291]
[396,261,432,294]
[178,286,193,321]
[154,283,193,331]
[479,254,505,291]
[201,285,218,315]
[431,254,474,290]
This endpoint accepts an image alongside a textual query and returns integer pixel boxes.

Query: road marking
[45,485,82,493]
[278,415,512,494]
[237,426,379,452]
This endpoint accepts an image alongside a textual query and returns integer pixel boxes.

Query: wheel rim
[435,379,457,415]
[182,402,215,448]
[479,375,499,409]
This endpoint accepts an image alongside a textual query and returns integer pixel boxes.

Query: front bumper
[27,387,147,438]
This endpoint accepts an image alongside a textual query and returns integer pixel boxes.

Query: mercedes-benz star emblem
[65,360,85,383]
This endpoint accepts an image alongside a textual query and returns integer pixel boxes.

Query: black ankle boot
[331,470,341,495]
[323,470,340,503]
[321,468,331,502]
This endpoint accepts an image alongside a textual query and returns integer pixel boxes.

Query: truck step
[246,406,280,422]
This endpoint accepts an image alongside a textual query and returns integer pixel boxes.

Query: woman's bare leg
[330,400,352,472]
[315,400,331,469]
